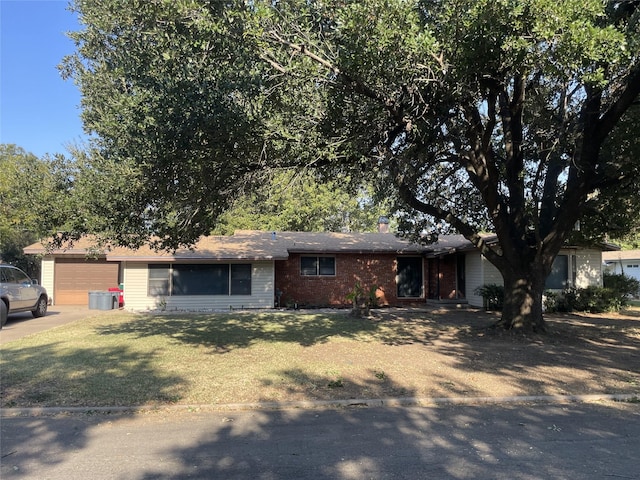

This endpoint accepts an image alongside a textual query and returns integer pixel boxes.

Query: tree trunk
[497,269,547,333]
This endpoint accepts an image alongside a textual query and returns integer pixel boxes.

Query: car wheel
[32,295,48,318]
[0,301,7,329]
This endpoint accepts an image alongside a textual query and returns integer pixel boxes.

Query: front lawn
[1,310,390,408]
[1,309,639,408]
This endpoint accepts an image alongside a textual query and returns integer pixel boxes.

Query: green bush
[474,284,504,311]
[543,274,639,314]
[571,286,621,313]
[543,291,559,312]
[603,273,640,299]
[346,281,380,317]
[479,274,639,315]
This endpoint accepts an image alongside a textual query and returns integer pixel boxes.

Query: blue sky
[1,0,85,158]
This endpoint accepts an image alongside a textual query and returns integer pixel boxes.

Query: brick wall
[275,253,425,307]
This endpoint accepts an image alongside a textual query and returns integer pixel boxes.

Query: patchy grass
[0,311,383,408]
[1,309,639,408]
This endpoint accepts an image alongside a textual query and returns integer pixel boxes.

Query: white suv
[0,264,48,329]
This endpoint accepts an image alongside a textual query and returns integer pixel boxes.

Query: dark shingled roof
[25,230,615,260]
[23,230,428,260]
[269,231,426,254]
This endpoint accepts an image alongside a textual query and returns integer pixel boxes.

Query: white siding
[574,249,604,288]
[465,252,485,308]
[41,257,55,303]
[122,261,276,312]
[625,264,640,284]
[465,253,504,308]
[481,256,503,285]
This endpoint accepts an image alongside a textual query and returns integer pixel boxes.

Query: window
[545,255,569,289]
[148,265,170,296]
[173,264,229,295]
[0,267,30,285]
[300,256,335,276]
[230,264,252,295]
[148,264,251,296]
[397,257,423,298]
[12,268,30,284]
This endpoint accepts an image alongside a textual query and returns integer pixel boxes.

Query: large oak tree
[64,0,640,331]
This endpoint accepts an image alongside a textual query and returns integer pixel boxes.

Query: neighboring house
[602,250,640,284]
[24,230,615,311]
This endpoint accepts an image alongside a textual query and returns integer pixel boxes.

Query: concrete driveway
[0,305,118,344]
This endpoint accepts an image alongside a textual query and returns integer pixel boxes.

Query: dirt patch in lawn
[252,307,640,404]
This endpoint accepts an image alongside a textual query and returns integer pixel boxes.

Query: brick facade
[275,253,426,307]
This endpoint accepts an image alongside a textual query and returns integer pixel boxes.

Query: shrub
[565,285,629,313]
[543,291,559,312]
[346,281,380,317]
[603,273,640,299]
[571,286,616,312]
[474,284,504,311]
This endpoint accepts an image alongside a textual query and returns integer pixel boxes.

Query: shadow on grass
[0,342,187,408]
[94,308,640,398]
[394,309,640,397]
[2,309,640,478]
[0,340,188,477]
[257,367,417,402]
[95,311,382,350]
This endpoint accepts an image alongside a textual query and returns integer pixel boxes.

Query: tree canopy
[0,144,73,274]
[63,0,640,330]
[212,171,391,235]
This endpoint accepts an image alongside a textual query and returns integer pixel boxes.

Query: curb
[2,393,638,417]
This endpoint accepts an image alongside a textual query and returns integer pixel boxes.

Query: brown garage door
[54,258,119,305]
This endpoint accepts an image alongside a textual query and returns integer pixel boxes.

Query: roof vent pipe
[377,216,390,233]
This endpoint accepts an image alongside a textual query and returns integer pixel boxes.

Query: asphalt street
[2,402,639,479]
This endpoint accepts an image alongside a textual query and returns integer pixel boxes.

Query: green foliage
[603,272,640,299]
[474,284,504,311]
[61,1,275,248]
[543,291,560,313]
[63,1,640,244]
[63,0,640,329]
[212,170,390,234]
[544,274,639,313]
[614,233,640,250]
[577,104,640,243]
[346,281,380,317]
[568,287,624,313]
[0,144,76,275]
[327,378,344,388]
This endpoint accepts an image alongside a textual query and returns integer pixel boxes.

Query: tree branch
[267,30,385,104]
[594,63,640,145]
[501,75,526,233]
